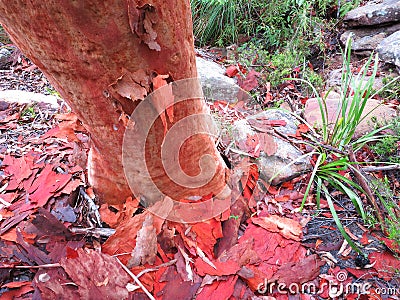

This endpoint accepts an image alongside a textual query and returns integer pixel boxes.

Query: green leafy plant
[190,0,337,49]
[190,0,239,46]
[237,44,323,92]
[229,214,239,220]
[20,105,37,123]
[238,47,297,87]
[304,36,392,151]
[302,151,366,252]
[364,207,379,229]
[45,87,61,98]
[273,37,396,254]
[337,0,361,18]
[379,75,400,100]
[370,116,400,163]
[371,136,400,163]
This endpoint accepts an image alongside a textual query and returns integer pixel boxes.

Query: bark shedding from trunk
[0,0,228,205]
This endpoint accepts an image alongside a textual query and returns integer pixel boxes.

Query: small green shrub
[378,75,400,100]
[19,105,37,123]
[300,63,325,94]
[386,217,400,246]
[272,37,395,254]
[237,43,294,86]
[237,43,323,91]
[371,117,400,163]
[337,0,361,18]
[45,87,61,98]
[371,136,399,163]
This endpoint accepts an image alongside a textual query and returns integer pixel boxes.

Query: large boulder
[341,0,400,65]
[343,0,400,27]
[304,92,397,138]
[196,57,240,103]
[377,30,400,68]
[340,23,400,52]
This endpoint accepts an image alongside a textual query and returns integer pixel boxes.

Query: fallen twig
[361,164,400,172]
[297,137,347,155]
[69,227,116,237]
[0,263,60,269]
[347,146,384,224]
[136,259,177,278]
[116,257,156,300]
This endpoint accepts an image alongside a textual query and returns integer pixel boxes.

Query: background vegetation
[191,0,360,90]
[191,0,399,250]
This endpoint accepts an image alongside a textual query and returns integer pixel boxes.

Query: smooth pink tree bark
[0,0,228,205]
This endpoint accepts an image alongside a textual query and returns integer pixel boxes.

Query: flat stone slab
[304,92,397,138]
[0,89,61,108]
[343,0,400,27]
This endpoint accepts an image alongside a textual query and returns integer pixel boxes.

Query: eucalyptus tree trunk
[0,0,228,206]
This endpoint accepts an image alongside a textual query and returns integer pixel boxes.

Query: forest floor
[0,43,399,300]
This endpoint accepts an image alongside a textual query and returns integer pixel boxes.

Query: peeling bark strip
[127,2,161,51]
[107,70,151,116]
[110,70,149,101]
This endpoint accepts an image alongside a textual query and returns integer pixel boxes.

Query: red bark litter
[196,275,237,300]
[225,65,239,78]
[252,215,303,241]
[238,69,260,91]
[61,249,131,300]
[194,257,240,276]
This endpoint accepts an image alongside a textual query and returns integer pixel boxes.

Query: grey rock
[343,0,400,27]
[231,110,311,185]
[341,23,400,51]
[0,90,61,108]
[304,92,397,138]
[196,57,241,103]
[377,30,400,67]
[247,109,299,136]
[231,118,254,141]
[325,69,343,90]
[326,69,384,92]
[0,100,9,111]
[0,47,11,69]
[257,138,311,185]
